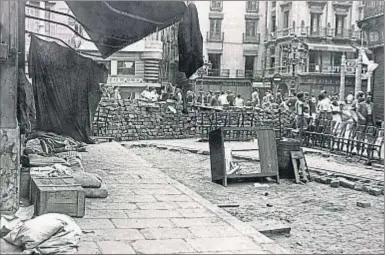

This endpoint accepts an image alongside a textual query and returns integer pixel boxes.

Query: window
[245,56,255,72]
[272,1,276,8]
[245,19,258,36]
[210,19,222,38]
[310,13,321,35]
[246,1,258,12]
[117,61,135,75]
[210,1,222,11]
[208,54,221,70]
[335,15,345,37]
[283,11,290,29]
[271,15,276,32]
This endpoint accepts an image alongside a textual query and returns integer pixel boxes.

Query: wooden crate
[30,176,85,217]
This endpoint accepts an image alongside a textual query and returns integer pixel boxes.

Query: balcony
[210,2,223,12]
[267,26,361,41]
[207,31,224,42]
[363,1,384,18]
[236,69,254,78]
[332,1,352,7]
[207,69,230,77]
[243,33,260,44]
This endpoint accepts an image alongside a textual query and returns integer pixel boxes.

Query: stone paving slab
[77,142,289,254]
[122,139,384,182]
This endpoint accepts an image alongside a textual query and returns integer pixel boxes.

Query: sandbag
[3,213,82,254]
[1,238,23,254]
[72,172,101,188]
[28,154,69,167]
[84,180,108,198]
[24,139,44,155]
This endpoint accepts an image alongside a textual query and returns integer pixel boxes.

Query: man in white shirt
[234,95,244,108]
[251,89,260,107]
[218,91,229,106]
[140,86,152,101]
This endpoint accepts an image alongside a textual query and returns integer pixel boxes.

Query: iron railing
[363,0,384,18]
[266,26,361,41]
[243,33,261,44]
[208,69,230,77]
[207,31,225,42]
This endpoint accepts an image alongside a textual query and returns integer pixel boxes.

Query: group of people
[294,89,379,131]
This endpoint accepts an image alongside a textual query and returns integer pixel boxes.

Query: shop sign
[107,76,143,84]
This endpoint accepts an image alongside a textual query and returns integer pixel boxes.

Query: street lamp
[196,61,212,106]
[282,35,308,95]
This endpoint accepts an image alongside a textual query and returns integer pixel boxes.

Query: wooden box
[30,176,85,217]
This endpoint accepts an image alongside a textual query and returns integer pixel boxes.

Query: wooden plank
[256,129,279,181]
[227,172,277,179]
[209,128,227,186]
[290,154,301,184]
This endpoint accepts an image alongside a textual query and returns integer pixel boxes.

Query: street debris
[357,202,372,208]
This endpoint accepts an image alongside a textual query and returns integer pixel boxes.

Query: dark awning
[66,1,186,58]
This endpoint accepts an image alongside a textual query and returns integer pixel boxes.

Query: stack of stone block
[93,99,295,141]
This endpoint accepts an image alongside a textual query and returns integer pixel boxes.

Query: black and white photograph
[0,0,384,254]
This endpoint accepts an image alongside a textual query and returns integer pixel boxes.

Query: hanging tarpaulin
[29,35,108,143]
[66,1,187,58]
[178,3,204,79]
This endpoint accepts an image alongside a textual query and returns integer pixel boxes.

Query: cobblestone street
[75,142,288,254]
[130,146,384,254]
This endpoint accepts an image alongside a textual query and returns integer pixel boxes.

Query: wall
[92,99,294,141]
[373,47,384,121]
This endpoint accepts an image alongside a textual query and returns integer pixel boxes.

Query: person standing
[227,90,235,106]
[210,91,220,107]
[345,91,354,104]
[251,89,260,107]
[295,92,308,130]
[234,94,245,108]
[218,91,229,106]
[357,94,376,126]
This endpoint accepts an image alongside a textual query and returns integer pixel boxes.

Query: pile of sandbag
[2,212,82,254]
[22,131,108,199]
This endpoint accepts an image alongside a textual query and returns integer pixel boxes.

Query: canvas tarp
[66,1,187,58]
[28,35,108,143]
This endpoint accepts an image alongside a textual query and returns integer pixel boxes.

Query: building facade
[264,0,365,97]
[358,0,384,121]
[25,1,164,99]
[180,1,268,99]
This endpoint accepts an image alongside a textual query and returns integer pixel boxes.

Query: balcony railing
[332,1,352,7]
[207,69,230,77]
[267,26,361,41]
[236,69,254,78]
[243,33,260,44]
[207,31,225,42]
[363,1,384,18]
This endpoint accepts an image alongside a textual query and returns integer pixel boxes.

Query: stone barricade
[92,99,295,141]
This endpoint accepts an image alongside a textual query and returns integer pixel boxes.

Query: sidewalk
[123,139,384,182]
[76,142,288,254]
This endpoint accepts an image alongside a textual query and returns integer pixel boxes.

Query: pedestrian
[276,89,283,104]
[295,92,308,130]
[317,92,332,120]
[210,91,220,107]
[227,90,235,106]
[150,87,159,102]
[218,91,229,106]
[357,94,376,126]
[309,94,317,119]
[251,88,260,107]
[345,91,354,104]
[234,94,244,108]
[140,86,151,101]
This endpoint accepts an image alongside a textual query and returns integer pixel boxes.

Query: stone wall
[92,99,294,141]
